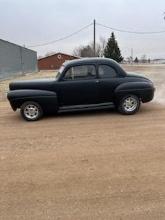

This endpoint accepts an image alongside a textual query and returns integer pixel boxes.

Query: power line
[93,19,96,56]
[96,22,165,34]
[28,20,165,49]
[29,23,93,48]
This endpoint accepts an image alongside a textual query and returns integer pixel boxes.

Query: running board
[59,102,115,113]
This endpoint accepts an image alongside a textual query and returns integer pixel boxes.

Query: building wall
[0,39,38,80]
[38,53,79,70]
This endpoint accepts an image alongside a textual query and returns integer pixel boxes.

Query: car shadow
[9,103,159,122]
[44,107,117,120]
[41,103,160,121]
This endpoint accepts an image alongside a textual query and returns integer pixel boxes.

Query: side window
[63,65,96,80]
[98,65,117,78]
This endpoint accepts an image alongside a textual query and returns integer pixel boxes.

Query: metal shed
[0,39,38,80]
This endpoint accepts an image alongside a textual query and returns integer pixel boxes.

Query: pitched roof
[38,52,80,60]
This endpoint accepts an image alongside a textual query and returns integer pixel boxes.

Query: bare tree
[73,46,82,57]
[73,45,93,57]
[126,57,132,63]
[99,37,107,57]
[73,38,107,58]
[141,54,147,63]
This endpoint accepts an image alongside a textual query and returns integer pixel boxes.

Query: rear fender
[114,82,154,102]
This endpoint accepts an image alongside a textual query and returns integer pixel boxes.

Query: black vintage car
[7,58,155,121]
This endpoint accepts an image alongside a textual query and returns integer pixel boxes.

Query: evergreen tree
[134,57,139,63]
[104,32,123,62]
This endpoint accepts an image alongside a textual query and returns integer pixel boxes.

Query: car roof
[64,57,119,66]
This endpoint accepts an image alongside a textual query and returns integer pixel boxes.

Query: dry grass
[0,71,57,101]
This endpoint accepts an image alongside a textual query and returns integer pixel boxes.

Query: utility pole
[93,19,96,57]
[131,48,133,64]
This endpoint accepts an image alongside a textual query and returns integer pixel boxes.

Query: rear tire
[117,95,140,115]
[20,101,43,121]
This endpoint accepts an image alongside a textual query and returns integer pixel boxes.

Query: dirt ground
[1,64,165,219]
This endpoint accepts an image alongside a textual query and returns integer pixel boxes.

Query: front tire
[20,101,43,121]
[118,95,140,115]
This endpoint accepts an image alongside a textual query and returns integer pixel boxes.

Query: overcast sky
[1,0,165,59]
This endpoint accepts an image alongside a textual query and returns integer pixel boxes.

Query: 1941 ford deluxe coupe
[7,58,155,121]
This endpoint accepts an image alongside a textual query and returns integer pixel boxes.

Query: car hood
[9,78,56,91]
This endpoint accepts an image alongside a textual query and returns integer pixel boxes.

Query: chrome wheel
[123,96,138,112]
[24,104,39,120]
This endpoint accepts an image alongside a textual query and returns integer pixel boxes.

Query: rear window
[98,65,117,78]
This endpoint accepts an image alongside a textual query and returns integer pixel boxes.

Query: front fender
[7,89,58,111]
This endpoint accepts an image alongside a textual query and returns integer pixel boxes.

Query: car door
[98,64,124,103]
[57,64,99,106]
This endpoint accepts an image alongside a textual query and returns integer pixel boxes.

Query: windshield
[56,65,65,79]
